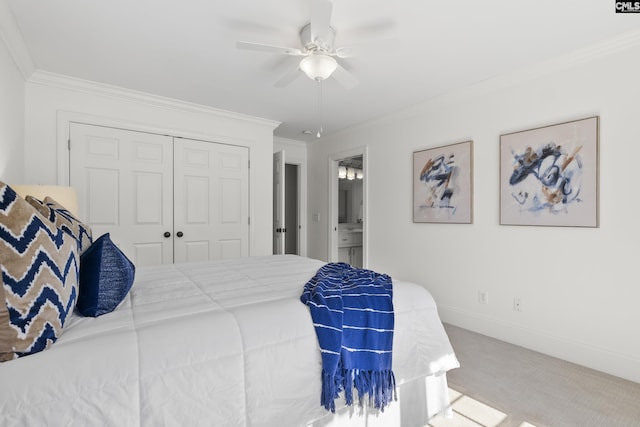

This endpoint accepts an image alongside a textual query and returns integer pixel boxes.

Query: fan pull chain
[317,79,323,138]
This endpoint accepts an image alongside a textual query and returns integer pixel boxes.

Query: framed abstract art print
[413,140,473,224]
[500,116,599,227]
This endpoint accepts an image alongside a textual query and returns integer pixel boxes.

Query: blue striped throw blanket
[300,262,396,412]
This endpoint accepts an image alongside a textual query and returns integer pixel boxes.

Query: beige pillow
[0,182,79,361]
[26,195,93,255]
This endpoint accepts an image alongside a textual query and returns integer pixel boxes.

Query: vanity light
[356,169,364,180]
[346,167,355,180]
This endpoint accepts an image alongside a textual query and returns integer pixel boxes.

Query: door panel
[221,239,242,259]
[221,178,241,222]
[133,242,165,267]
[135,172,164,223]
[70,123,174,266]
[85,168,119,225]
[184,175,209,223]
[185,240,209,262]
[173,138,249,263]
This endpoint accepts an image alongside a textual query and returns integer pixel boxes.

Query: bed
[0,253,459,426]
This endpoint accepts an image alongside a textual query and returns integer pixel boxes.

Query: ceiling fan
[236,0,359,89]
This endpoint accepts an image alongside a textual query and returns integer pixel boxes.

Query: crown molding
[336,28,640,136]
[274,136,308,146]
[437,28,640,108]
[486,28,640,90]
[0,0,36,79]
[27,70,281,130]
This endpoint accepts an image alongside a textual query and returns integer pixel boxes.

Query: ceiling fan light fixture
[300,52,337,81]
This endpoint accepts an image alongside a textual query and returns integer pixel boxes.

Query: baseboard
[439,304,640,384]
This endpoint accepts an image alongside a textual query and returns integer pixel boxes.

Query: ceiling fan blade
[274,65,303,88]
[334,46,354,59]
[310,0,333,44]
[236,41,303,56]
[331,63,358,90]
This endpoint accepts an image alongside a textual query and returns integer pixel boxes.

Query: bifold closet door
[69,122,174,266]
[173,138,249,262]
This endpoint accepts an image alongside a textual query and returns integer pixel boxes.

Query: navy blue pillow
[77,233,135,317]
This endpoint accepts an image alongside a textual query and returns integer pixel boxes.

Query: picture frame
[413,140,473,224]
[500,116,599,227]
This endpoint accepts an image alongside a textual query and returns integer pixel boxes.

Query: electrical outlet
[514,298,522,311]
[478,291,489,304]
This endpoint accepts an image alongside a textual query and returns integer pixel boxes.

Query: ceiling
[6,1,640,141]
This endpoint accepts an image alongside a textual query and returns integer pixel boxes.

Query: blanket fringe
[321,367,397,413]
[321,369,342,412]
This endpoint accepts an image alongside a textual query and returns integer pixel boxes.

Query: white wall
[24,72,279,256]
[0,31,25,183]
[307,41,640,383]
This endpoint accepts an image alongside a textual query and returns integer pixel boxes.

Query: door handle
[176,231,184,238]
[164,231,171,238]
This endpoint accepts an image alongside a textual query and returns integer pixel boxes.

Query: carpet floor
[442,324,640,427]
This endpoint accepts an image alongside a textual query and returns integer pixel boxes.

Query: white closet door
[69,123,174,266]
[173,138,249,262]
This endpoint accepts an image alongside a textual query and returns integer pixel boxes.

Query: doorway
[273,150,303,256]
[329,147,367,267]
[284,164,299,254]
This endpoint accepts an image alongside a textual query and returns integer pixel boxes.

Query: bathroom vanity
[338,223,363,268]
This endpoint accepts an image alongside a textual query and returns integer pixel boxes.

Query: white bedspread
[0,255,459,427]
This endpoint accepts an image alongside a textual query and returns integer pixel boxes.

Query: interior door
[174,138,249,262]
[272,150,285,254]
[69,122,174,266]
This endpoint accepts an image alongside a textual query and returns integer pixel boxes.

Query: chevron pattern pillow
[0,182,79,362]
[26,195,93,255]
